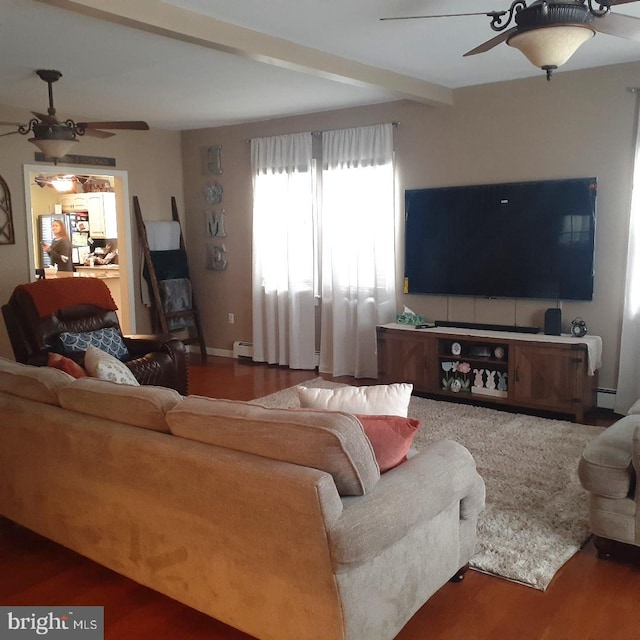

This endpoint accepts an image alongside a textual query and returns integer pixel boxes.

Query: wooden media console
[376,323,602,423]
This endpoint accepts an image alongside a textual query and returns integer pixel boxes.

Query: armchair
[2,278,188,395]
[578,413,640,558]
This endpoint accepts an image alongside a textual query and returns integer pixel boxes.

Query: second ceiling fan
[382,0,640,79]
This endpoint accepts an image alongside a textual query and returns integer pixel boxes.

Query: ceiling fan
[0,69,149,164]
[381,0,640,80]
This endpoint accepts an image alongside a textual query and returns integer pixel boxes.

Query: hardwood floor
[3,356,639,640]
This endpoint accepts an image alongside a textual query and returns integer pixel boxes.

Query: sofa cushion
[578,415,640,499]
[297,383,413,417]
[47,352,87,379]
[84,345,139,385]
[356,415,420,472]
[167,396,380,496]
[0,356,73,405]
[58,377,182,432]
[58,326,130,360]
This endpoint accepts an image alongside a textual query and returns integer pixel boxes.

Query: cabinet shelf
[438,355,507,367]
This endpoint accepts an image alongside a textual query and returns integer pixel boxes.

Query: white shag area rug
[253,377,604,591]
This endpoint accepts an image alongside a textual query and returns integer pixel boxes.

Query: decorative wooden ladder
[133,196,207,361]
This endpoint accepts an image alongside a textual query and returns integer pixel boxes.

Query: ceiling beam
[39,0,453,108]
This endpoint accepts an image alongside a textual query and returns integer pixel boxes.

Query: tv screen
[403,177,597,301]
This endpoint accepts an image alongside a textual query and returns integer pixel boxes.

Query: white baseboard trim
[187,345,233,358]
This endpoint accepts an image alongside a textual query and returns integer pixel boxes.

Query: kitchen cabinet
[59,193,117,239]
[59,194,88,211]
[86,192,117,239]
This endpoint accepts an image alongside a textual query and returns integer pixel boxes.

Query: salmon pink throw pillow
[356,415,420,472]
[47,352,87,379]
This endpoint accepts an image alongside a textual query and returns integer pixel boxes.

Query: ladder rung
[164,310,198,319]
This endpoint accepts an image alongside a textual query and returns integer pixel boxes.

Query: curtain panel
[615,97,640,414]
[319,123,397,378]
[250,132,316,369]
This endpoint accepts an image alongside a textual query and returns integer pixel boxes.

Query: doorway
[22,164,136,333]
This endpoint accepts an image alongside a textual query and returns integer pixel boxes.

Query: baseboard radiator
[233,341,320,366]
[233,341,254,359]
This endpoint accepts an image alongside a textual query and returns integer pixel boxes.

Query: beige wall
[181,62,640,391]
[0,103,184,358]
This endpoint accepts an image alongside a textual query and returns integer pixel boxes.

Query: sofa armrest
[328,439,485,569]
[124,333,179,354]
[578,416,639,499]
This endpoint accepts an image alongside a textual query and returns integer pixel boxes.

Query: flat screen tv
[403,177,597,301]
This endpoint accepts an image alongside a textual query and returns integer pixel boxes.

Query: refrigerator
[38,212,91,268]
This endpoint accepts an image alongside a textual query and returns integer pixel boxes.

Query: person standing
[42,219,73,271]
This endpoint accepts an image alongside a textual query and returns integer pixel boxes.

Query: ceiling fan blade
[0,121,25,127]
[381,11,501,21]
[0,130,21,138]
[82,128,116,139]
[593,11,640,40]
[77,121,149,131]
[464,27,518,56]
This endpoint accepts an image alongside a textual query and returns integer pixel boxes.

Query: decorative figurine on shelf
[570,317,588,337]
[442,361,471,392]
[497,372,508,392]
[473,368,485,389]
[486,370,496,391]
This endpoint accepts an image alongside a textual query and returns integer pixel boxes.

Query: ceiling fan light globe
[28,137,78,161]
[51,176,75,192]
[507,25,595,70]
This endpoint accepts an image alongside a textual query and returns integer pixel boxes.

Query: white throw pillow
[297,383,413,417]
[84,345,140,386]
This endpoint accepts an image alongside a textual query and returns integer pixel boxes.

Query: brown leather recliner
[2,278,188,395]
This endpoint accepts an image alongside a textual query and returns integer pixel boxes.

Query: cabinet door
[377,330,437,392]
[72,194,88,210]
[59,195,74,212]
[512,344,584,413]
[87,194,106,238]
[102,192,117,238]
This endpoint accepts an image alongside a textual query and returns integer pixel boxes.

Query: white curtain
[319,123,397,378]
[615,97,640,413]
[251,132,316,369]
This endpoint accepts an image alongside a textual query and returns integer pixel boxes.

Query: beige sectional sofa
[0,356,485,640]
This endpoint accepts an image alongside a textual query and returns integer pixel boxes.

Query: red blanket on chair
[16,278,118,318]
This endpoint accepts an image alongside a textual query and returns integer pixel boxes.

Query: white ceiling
[1,0,640,130]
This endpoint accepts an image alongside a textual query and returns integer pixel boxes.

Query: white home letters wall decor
[201,145,223,175]
[206,209,227,238]
[203,182,223,205]
[206,243,228,271]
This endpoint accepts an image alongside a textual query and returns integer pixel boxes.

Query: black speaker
[544,308,562,336]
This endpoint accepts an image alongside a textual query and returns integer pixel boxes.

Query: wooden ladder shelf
[133,196,207,361]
